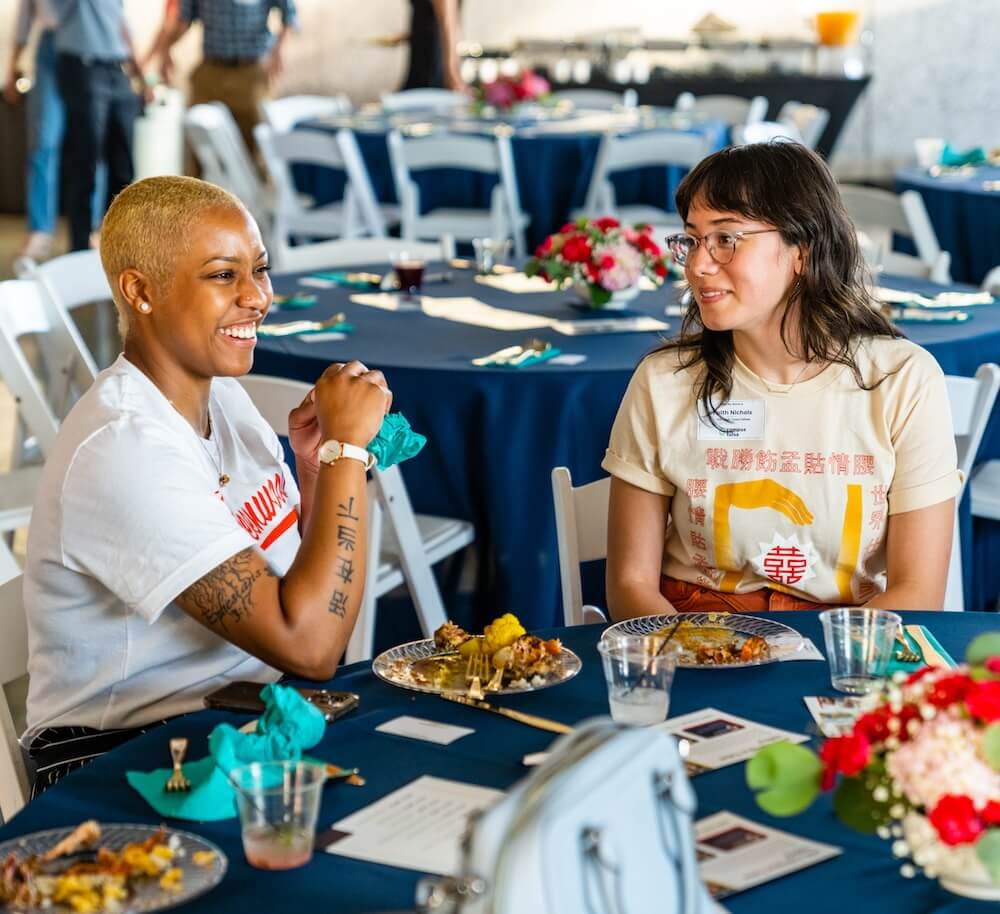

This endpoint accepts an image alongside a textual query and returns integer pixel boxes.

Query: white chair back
[777,101,830,150]
[982,266,1000,296]
[733,121,803,145]
[272,236,451,275]
[262,94,351,133]
[943,363,1000,611]
[380,89,466,113]
[552,89,638,110]
[839,185,951,283]
[551,467,610,627]
[675,92,768,126]
[0,574,30,823]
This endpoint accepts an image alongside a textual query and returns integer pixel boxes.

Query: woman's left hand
[288,387,323,470]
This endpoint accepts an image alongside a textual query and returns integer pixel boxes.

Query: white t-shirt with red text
[24,355,301,737]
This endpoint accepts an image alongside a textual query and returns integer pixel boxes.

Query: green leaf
[971,665,998,681]
[976,829,1000,885]
[984,723,1000,770]
[589,285,612,307]
[966,633,1000,667]
[832,772,894,833]
[745,742,822,817]
[524,260,540,278]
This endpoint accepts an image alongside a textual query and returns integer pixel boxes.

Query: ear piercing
[139,301,151,313]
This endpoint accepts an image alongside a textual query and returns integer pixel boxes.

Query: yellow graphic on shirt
[711,479,864,600]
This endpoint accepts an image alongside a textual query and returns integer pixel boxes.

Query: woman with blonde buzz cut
[24,175,391,792]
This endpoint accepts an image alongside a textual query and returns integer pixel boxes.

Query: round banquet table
[896,166,1000,286]
[253,267,1000,627]
[294,109,729,250]
[2,612,997,914]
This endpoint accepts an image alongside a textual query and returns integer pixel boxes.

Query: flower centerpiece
[474,69,552,114]
[525,217,673,309]
[746,632,1000,899]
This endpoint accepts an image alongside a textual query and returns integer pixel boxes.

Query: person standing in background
[3,0,106,260]
[377,0,463,91]
[147,0,297,159]
[49,0,149,252]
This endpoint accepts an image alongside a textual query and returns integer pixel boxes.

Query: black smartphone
[204,681,359,722]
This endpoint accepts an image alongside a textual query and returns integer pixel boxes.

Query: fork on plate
[165,737,191,793]
[465,652,489,700]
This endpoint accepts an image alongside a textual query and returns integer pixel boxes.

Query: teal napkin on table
[939,144,987,167]
[368,412,426,468]
[125,683,326,821]
[886,625,957,675]
[494,347,562,369]
[310,271,379,289]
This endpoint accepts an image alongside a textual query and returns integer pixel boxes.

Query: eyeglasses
[665,229,780,266]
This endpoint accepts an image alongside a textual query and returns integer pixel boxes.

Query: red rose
[966,680,1000,722]
[636,234,661,256]
[638,223,654,235]
[906,667,934,685]
[560,222,578,235]
[599,254,616,270]
[985,657,1000,674]
[819,732,870,790]
[929,795,985,846]
[926,673,974,709]
[855,707,893,745]
[593,216,620,231]
[654,262,668,278]
[535,236,554,257]
[539,269,550,282]
[586,262,601,283]
[562,235,593,264]
[982,801,1000,826]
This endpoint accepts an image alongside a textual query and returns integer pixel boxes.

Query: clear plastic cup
[597,634,679,726]
[231,760,326,870]
[471,237,511,275]
[914,137,945,170]
[819,608,901,694]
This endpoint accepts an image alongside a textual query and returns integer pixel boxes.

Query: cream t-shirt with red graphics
[25,355,302,736]
[602,337,960,604]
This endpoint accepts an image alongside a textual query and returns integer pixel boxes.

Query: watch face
[319,441,342,462]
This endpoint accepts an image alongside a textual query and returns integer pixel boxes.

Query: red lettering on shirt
[871,484,888,505]
[804,452,825,475]
[869,508,885,530]
[755,449,778,472]
[235,472,293,548]
[780,450,802,473]
[705,448,728,470]
[854,454,875,476]
[732,448,754,471]
[688,505,706,526]
[686,478,708,498]
[762,545,809,585]
[690,531,707,550]
[829,452,850,475]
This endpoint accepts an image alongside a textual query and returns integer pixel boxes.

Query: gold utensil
[465,651,489,700]
[894,625,920,664]
[165,738,191,793]
[440,692,573,734]
[257,312,347,337]
[905,625,953,669]
[486,657,507,692]
[506,338,550,366]
[324,763,365,786]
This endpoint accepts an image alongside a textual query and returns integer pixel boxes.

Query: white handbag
[417,718,723,914]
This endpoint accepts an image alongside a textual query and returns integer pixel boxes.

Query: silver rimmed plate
[373,638,582,695]
[602,613,805,668]
[0,823,227,913]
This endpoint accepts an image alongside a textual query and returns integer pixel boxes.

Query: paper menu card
[551,316,670,335]
[803,695,871,738]
[474,273,559,294]
[696,811,841,900]
[422,297,559,331]
[323,776,503,875]
[656,708,808,776]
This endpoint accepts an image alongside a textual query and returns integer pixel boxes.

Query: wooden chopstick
[439,692,572,734]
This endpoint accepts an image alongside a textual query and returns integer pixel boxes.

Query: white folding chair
[839,184,951,283]
[237,375,474,662]
[552,88,638,110]
[272,236,452,275]
[944,363,1000,611]
[777,101,830,151]
[732,121,803,145]
[255,124,395,270]
[380,89,466,113]
[0,574,29,823]
[551,466,609,627]
[262,94,351,133]
[981,265,1000,296]
[675,92,768,127]
[387,129,530,259]
[575,129,713,230]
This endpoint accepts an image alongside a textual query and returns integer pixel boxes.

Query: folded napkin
[126,683,326,821]
[488,347,562,368]
[886,625,956,676]
[272,293,318,310]
[939,144,987,167]
[368,412,426,468]
[309,270,381,289]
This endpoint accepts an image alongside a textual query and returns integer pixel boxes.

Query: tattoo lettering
[334,556,354,584]
[336,497,360,521]
[179,548,275,632]
[329,590,349,617]
[337,524,356,552]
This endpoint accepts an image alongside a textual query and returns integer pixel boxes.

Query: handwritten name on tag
[697,400,765,441]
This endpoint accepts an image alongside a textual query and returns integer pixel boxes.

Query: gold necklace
[169,398,230,488]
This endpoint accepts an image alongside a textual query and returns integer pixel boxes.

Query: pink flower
[517,70,550,100]
[484,79,516,109]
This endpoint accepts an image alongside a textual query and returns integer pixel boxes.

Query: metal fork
[894,626,920,664]
[465,652,489,700]
[485,657,507,692]
[256,312,347,337]
[165,737,191,793]
[505,338,550,366]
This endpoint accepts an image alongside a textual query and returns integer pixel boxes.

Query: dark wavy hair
[660,141,901,421]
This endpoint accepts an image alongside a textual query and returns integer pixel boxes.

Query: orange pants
[660,576,824,613]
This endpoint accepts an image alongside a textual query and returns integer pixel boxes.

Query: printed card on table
[803,695,873,738]
[695,811,841,899]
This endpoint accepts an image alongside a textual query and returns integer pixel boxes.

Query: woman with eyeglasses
[603,142,960,618]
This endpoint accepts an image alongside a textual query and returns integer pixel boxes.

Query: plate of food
[602,613,805,668]
[0,820,226,913]
[373,613,581,695]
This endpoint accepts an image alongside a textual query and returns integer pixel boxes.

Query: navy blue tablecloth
[3,612,997,913]
[896,166,1000,286]
[295,118,728,250]
[253,268,1000,627]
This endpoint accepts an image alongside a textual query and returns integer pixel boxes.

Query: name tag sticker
[697,400,766,441]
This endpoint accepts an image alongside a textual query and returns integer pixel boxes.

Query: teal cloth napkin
[272,293,318,310]
[368,412,426,468]
[310,271,379,289]
[886,625,957,675]
[126,683,326,821]
[494,347,562,369]
[939,144,987,167]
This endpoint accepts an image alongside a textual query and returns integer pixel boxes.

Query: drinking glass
[392,255,426,300]
[471,238,511,275]
[819,608,900,694]
[914,137,945,171]
[597,634,679,726]
[231,760,326,870]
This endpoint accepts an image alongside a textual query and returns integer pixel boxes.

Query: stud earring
[139,301,151,313]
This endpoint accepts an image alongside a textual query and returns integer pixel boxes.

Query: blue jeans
[25,31,105,235]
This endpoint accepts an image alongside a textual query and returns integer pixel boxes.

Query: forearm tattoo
[329,498,360,616]
[181,548,275,632]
